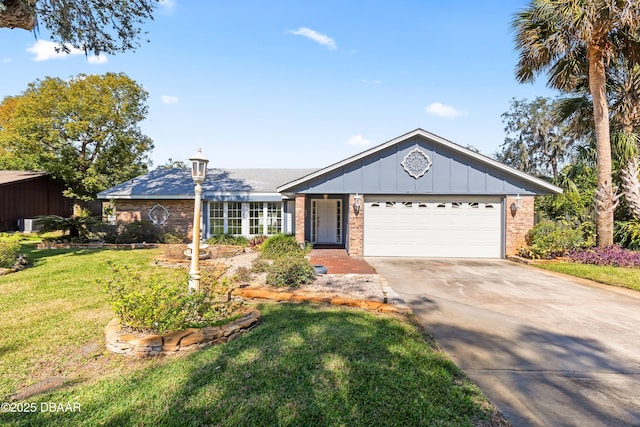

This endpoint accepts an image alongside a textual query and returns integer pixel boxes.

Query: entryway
[311,199,342,245]
[308,249,375,274]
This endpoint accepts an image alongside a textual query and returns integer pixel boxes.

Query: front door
[312,199,341,244]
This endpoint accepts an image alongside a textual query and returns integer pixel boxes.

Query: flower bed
[568,245,640,267]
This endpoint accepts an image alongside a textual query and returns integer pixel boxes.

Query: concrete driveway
[366,258,640,427]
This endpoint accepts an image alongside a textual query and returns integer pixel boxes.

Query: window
[212,201,282,237]
[266,202,282,235]
[249,202,263,235]
[209,202,224,236]
[227,202,242,235]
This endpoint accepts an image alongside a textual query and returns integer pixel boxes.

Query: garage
[363,196,502,258]
[277,129,563,258]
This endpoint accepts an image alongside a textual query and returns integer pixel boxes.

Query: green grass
[535,262,640,291]
[0,243,500,426]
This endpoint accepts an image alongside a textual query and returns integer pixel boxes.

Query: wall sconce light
[510,194,522,215]
[353,193,361,215]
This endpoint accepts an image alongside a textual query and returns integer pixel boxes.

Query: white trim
[277,128,562,194]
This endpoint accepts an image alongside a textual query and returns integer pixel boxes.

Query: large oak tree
[0,0,159,55]
[0,72,153,204]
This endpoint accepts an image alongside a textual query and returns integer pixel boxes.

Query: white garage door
[363,196,502,258]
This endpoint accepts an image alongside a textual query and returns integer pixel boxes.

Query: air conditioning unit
[18,219,41,233]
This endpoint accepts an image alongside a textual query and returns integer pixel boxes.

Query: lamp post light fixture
[188,148,209,291]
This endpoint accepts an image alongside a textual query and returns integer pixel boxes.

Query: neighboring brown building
[0,171,71,232]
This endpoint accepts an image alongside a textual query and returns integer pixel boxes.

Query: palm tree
[513,0,640,246]
[555,57,640,219]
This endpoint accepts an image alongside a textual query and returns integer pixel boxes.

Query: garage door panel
[363,196,502,258]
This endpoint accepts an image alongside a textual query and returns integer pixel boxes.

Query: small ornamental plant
[266,253,316,287]
[568,245,640,268]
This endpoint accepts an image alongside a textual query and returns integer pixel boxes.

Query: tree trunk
[588,45,616,247]
[620,157,640,220]
[0,0,36,30]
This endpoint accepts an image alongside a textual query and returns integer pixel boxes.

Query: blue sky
[1,0,558,169]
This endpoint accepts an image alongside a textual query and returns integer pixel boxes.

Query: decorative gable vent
[401,147,432,179]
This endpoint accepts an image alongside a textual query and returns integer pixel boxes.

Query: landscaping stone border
[234,288,412,314]
[105,308,260,357]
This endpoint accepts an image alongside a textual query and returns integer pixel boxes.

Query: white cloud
[2,57,12,63]
[425,102,468,119]
[27,40,83,61]
[161,95,179,105]
[87,54,108,64]
[346,134,374,146]
[26,40,106,63]
[159,0,176,11]
[361,79,382,85]
[289,27,337,50]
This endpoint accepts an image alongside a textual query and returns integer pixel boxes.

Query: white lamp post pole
[188,149,209,292]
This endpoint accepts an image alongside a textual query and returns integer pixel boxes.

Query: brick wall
[294,194,305,244]
[115,199,195,238]
[347,194,363,256]
[505,195,534,256]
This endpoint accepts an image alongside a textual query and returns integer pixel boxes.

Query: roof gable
[278,129,562,195]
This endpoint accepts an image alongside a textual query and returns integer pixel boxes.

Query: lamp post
[188,149,209,291]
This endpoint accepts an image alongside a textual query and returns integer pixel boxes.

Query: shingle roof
[0,170,47,186]
[97,168,318,199]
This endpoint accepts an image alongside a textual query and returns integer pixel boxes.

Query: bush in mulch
[0,233,21,268]
[568,245,640,268]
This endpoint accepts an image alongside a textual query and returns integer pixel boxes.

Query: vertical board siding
[0,177,71,231]
[290,135,537,195]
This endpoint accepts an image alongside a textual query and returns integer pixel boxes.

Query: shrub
[266,253,315,287]
[0,233,21,268]
[163,230,187,244]
[615,221,640,250]
[206,234,249,246]
[104,262,242,334]
[251,255,271,273]
[568,245,640,267]
[260,234,305,259]
[120,220,164,243]
[37,212,98,242]
[521,220,585,259]
[234,266,253,282]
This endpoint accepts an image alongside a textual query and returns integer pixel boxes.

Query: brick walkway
[308,249,377,274]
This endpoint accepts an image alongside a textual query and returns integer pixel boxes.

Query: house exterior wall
[0,176,70,232]
[505,195,535,256]
[347,194,363,256]
[285,135,544,196]
[115,199,194,237]
[295,194,305,244]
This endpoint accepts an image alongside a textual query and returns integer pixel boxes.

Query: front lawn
[0,244,502,426]
[535,262,640,291]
